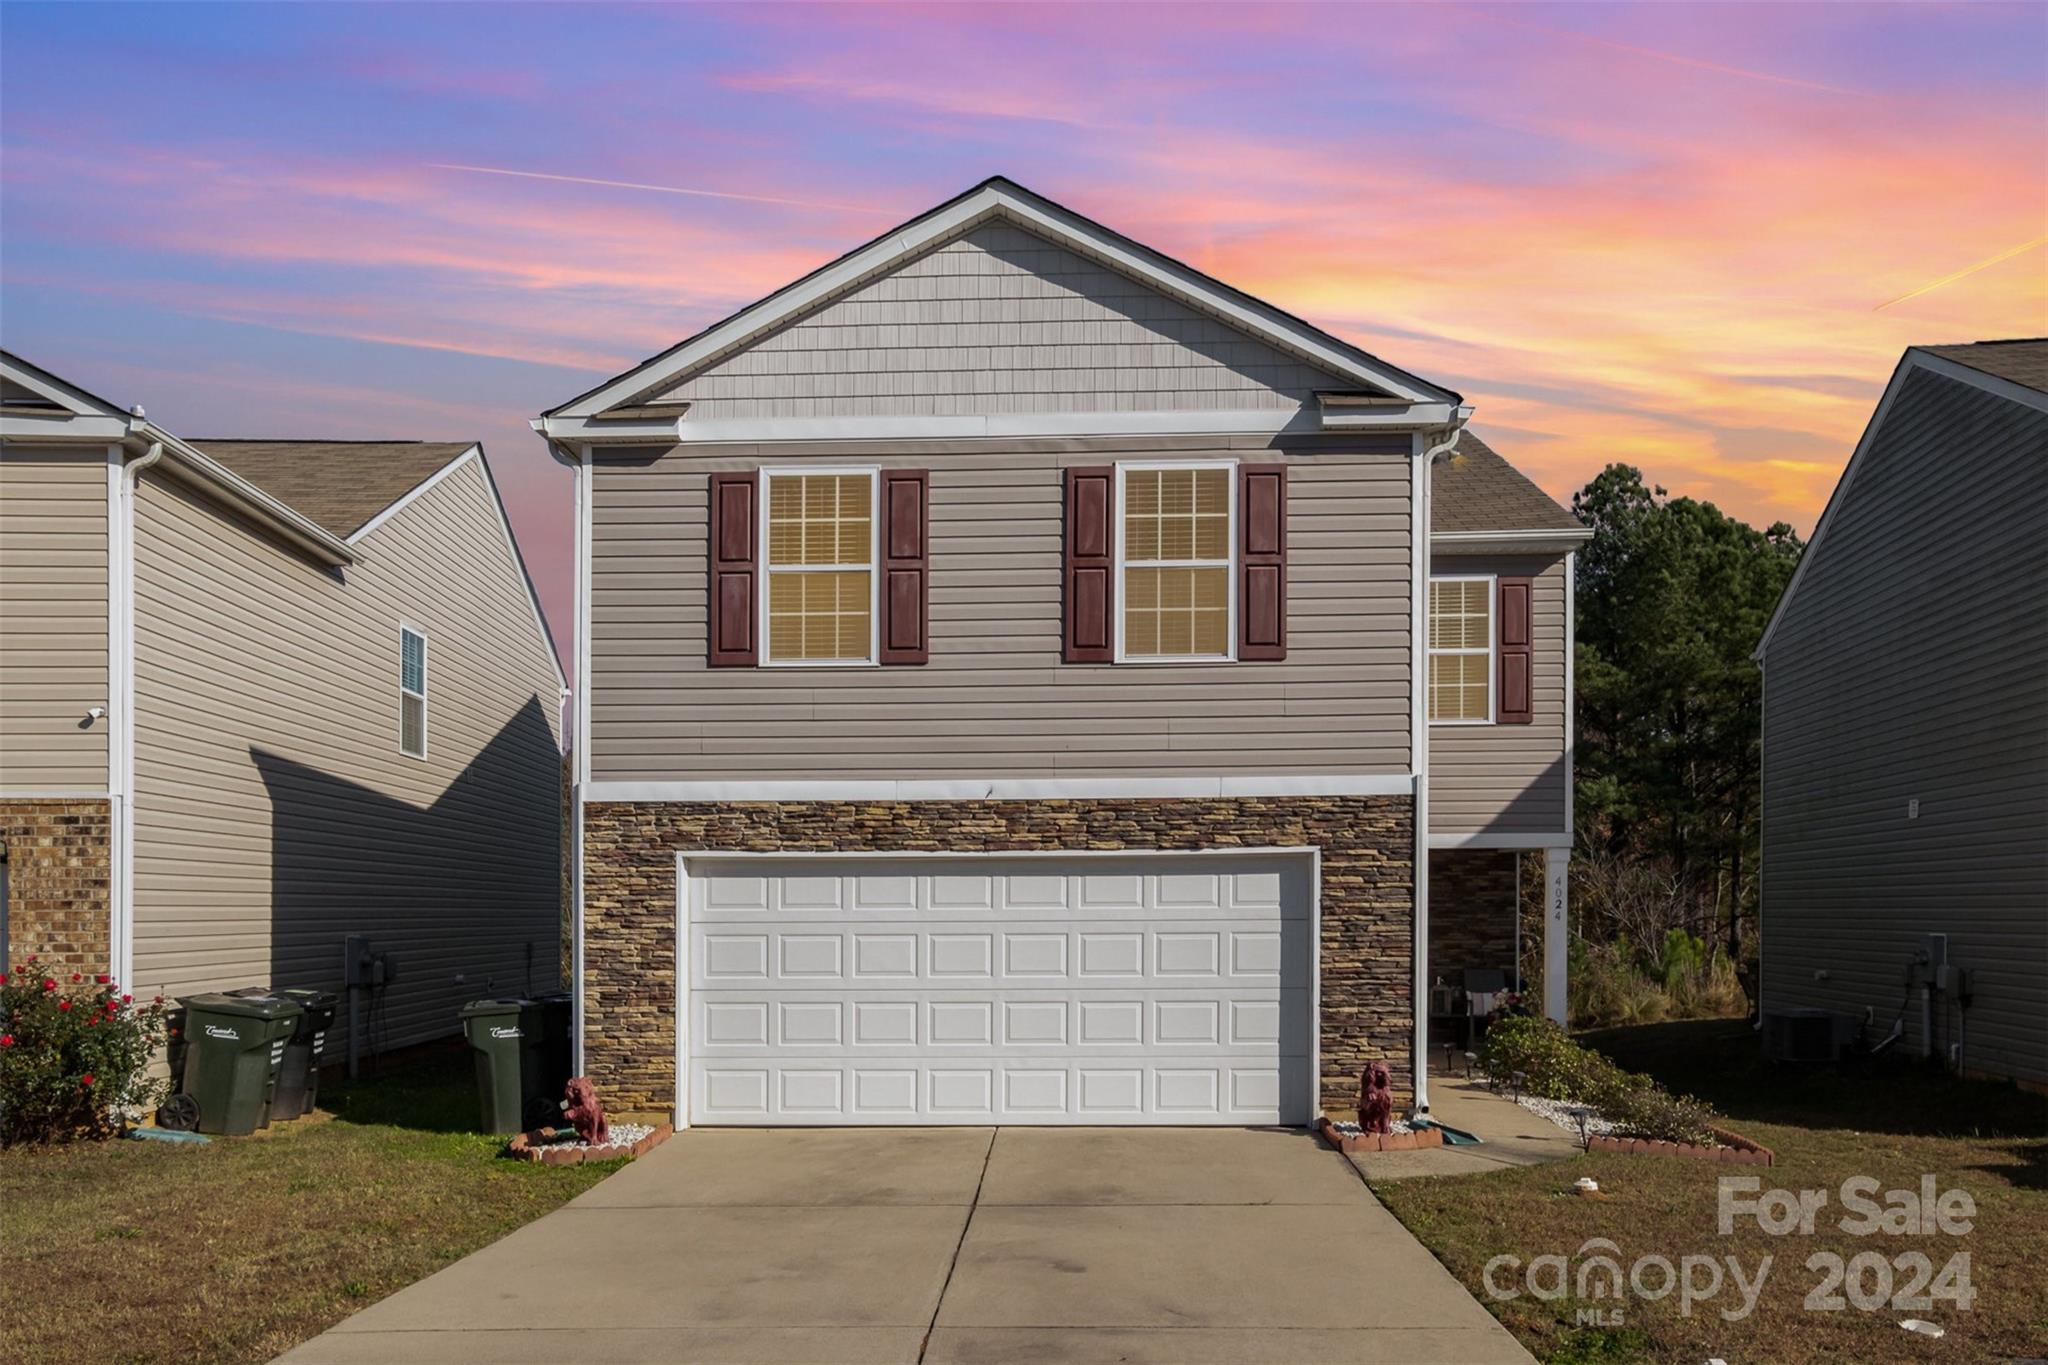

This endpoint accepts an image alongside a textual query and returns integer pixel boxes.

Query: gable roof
[1914,338,2048,395]
[540,176,1463,439]
[1431,432,1584,537]
[192,440,476,539]
[1755,339,2048,659]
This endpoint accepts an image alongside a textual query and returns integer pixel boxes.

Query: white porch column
[1543,847,1569,1024]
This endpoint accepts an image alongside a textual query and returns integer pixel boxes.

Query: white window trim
[756,465,881,669]
[1427,573,1494,726]
[1113,458,1238,665]
[399,624,429,758]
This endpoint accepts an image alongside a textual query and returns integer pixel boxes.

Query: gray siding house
[539,179,1586,1127]
[1758,339,2047,1088]
[1,352,566,1058]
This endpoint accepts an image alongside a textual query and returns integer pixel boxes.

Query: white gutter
[109,439,164,995]
[124,419,358,567]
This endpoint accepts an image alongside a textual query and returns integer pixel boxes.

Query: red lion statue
[1358,1061,1394,1135]
[564,1075,609,1146]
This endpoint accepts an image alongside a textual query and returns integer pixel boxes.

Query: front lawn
[1374,1019,2047,1364]
[0,1047,617,1365]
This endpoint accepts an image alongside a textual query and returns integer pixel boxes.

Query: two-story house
[537,179,1586,1126]
[1,351,566,1069]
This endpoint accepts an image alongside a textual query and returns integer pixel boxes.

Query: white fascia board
[0,350,130,419]
[550,181,1457,421]
[1430,528,1593,555]
[0,411,133,443]
[1752,348,2048,660]
[347,447,477,543]
[532,413,684,445]
[1428,830,1575,850]
[585,774,1415,803]
[1319,403,1460,431]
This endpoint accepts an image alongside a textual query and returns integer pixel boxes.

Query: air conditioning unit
[1763,1008,1851,1063]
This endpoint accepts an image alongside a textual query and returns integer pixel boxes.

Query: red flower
[0,972,9,984]
[95,974,110,984]
[153,995,164,1005]
[58,1000,72,1012]
[169,1027,179,1038]
[122,994,133,1004]
[0,1035,13,1047]
[71,973,81,982]
[42,979,56,992]
[80,1074,94,1088]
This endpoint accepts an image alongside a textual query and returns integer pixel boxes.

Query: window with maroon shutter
[1497,575,1533,723]
[878,469,929,664]
[706,470,758,667]
[1063,466,1114,662]
[1238,464,1287,661]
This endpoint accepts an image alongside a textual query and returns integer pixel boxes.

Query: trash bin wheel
[157,1093,201,1132]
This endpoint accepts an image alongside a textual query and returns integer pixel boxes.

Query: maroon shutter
[1063,466,1114,663]
[879,469,930,665]
[707,471,758,667]
[1238,464,1287,661]
[1497,576,1532,723]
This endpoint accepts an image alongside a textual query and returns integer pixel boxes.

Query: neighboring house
[0,351,566,1059]
[1757,339,2047,1089]
[537,177,1587,1127]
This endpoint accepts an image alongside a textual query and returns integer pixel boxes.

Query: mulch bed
[1317,1117,1447,1153]
[1585,1123,1774,1166]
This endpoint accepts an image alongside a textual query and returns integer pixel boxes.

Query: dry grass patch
[0,1047,616,1365]
[1374,1020,2047,1364]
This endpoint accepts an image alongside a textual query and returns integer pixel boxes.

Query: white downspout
[112,437,163,995]
[1411,413,1468,1114]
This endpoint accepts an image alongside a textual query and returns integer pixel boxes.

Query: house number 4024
[1803,1251,1974,1312]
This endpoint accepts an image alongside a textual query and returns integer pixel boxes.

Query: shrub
[0,958,169,1145]
[1478,1014,1720,1143]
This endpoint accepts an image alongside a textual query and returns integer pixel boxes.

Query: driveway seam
[918,1126,996,1364]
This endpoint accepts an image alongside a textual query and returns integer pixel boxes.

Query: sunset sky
[4,2,2043,649]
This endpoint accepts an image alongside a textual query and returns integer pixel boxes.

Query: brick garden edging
[1317,1116,1446,1153]
[1587,1124,1774,1166]
[505,1123,673,1166]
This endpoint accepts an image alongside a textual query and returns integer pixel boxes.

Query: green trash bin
[460,998,555,1135]
[169,992,301,1136]
[231,987,338,1120]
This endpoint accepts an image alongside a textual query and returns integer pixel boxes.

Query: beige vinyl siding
[650,222,1348,419]
[0,446,109,791]
[590,434,1413,780]
[130,457,563,1054]
[1427,554,1569,836]
[1761,366,2047,1085]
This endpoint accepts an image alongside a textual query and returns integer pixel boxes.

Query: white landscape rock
[1515,1094,1615,1139]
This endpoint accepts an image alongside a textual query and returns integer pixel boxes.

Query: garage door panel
[686,855,1313,1126]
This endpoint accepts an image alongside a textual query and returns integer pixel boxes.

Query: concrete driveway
[277,1127,1531,1365]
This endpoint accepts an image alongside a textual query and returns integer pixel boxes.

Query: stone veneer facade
[581,796,1416,1118]
[1426,848,1520,986]
[1,799,113,975]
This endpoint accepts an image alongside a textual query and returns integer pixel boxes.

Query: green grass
[1374,1019,2048,1364]
[0,1046,619,1365]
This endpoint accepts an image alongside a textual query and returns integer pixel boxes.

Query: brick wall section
[1427,848,1518,986]
[1,799,113,975]
[581,796,1415,1117]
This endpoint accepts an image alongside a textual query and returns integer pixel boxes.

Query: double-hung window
[399,625,428,757]
[1427,576,1493,723]
[1118,463,1234,661]
[762,469,877,665]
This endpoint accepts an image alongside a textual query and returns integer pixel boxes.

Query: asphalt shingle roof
[1432,432,1583,534]
[191,441,474,539]
[1915,339,2048,396]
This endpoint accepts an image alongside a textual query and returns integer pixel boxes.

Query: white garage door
[682,853,1314,1125]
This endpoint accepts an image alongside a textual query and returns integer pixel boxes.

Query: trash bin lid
[458,997,533,1020]
[181,991,301,1021]
[277,987,340,1009]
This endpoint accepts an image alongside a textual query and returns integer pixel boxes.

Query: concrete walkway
[277,1126,1531,1365]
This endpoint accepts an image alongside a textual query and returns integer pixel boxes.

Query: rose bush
[0,957,168,1144]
